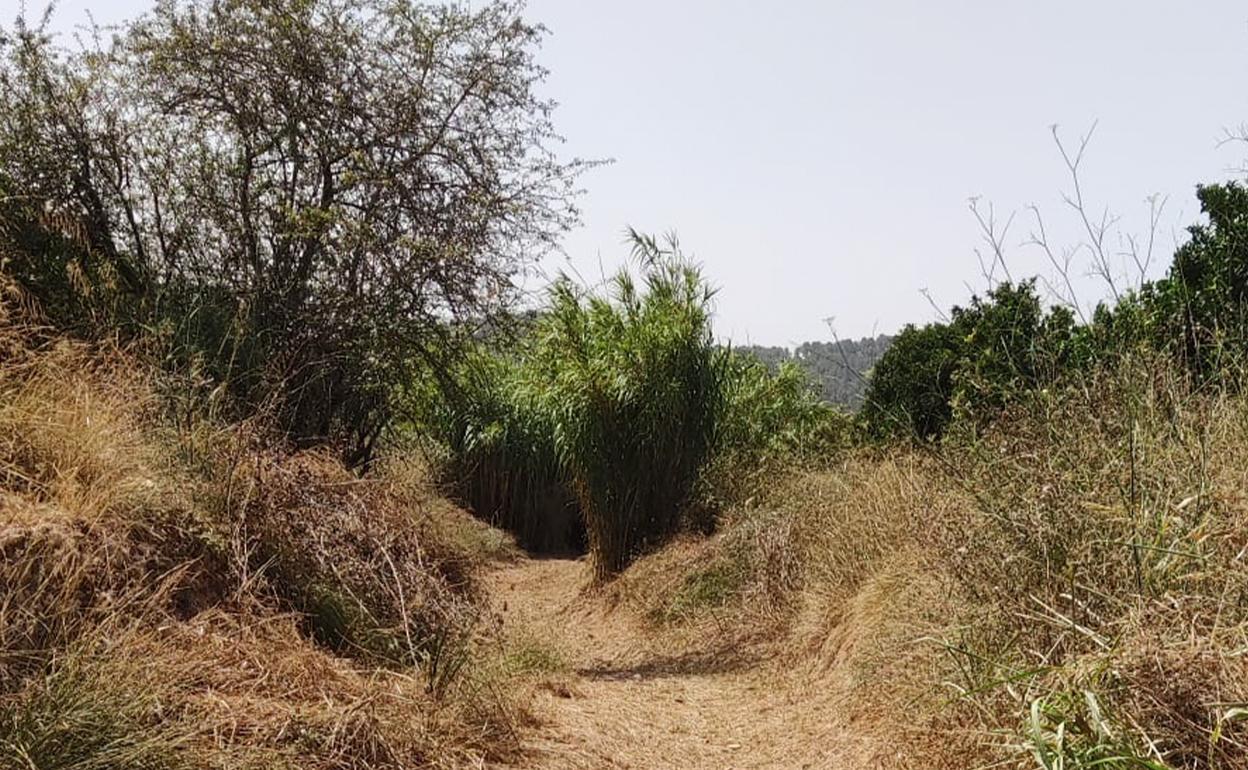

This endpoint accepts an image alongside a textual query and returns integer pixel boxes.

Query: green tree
[862,281,1073,440]
[0,0,586,464]
[861,321,962,439]
[1148,182,1248,375]
[950,280,1074,420]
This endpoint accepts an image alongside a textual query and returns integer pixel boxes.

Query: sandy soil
[485,558,886,769]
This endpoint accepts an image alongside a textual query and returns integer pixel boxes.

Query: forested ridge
[738,334,893,409]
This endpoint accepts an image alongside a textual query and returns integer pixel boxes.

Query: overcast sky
[42,1,1248,345]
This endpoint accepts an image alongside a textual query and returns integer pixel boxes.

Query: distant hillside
[738,334,893,410]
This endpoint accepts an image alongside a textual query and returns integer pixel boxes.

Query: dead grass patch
[0,310,525,769]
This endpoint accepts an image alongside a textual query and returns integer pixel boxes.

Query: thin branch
[1052,121,1122,302]
[1025,204,1088,324]
[969,196,1015,287]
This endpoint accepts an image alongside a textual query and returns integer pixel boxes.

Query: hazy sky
[41,1,1248,345]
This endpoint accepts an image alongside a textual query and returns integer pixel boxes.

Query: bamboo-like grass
[425,349,584,553]
[444,256,723,576]
[424,235,726,578]
[523,235,724,580]
[426,234,843,579]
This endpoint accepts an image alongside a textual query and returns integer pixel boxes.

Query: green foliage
[739,334,893,410]
[414,347,581,554]
[0,643,188,770]
[413,235,843,578]
[0,0,585,465]
[1026,690,1171,770]
[1113,182,1248,379]
[762,183,1248,445]
[950,280,1075,419]
[702,354,849,505]
[862,280,1074,440]
[530,236,724,580]
[859,184,1248,444]
[861,321,962,439]
[718,357,846,461]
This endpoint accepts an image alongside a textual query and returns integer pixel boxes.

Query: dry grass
[379,455,523,570]
[622,354,1248,768]
[0,324,226,689]
[0,308,526,769]
[4,608,526,770]
[235,450,481,673]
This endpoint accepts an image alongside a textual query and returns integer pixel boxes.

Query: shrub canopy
[0,0,584,463]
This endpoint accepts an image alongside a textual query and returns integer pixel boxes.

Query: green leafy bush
[701,353,848,506]
[861,321,963,440]
[862,281,1074,440]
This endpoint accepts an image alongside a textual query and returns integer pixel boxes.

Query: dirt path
[486,558,875,769]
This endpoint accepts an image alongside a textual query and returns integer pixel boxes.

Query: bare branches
[1120,193,1166,287]
[1052,121,1123,303]
[973,123,1168,325]
[919,287,951,323]
[1025,204,1087,324]
[969,196,1015,287]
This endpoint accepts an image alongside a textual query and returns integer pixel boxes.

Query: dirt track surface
[486,558,879,769]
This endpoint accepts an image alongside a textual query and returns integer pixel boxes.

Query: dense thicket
[0,0,584,464]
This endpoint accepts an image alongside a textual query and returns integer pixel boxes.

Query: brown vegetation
[609,354,1248,768]
[10,233,1248,770]
[0,304,525,769]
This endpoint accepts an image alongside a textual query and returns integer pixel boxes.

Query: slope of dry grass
[617,356,1248,769]
[0,306,525,769]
